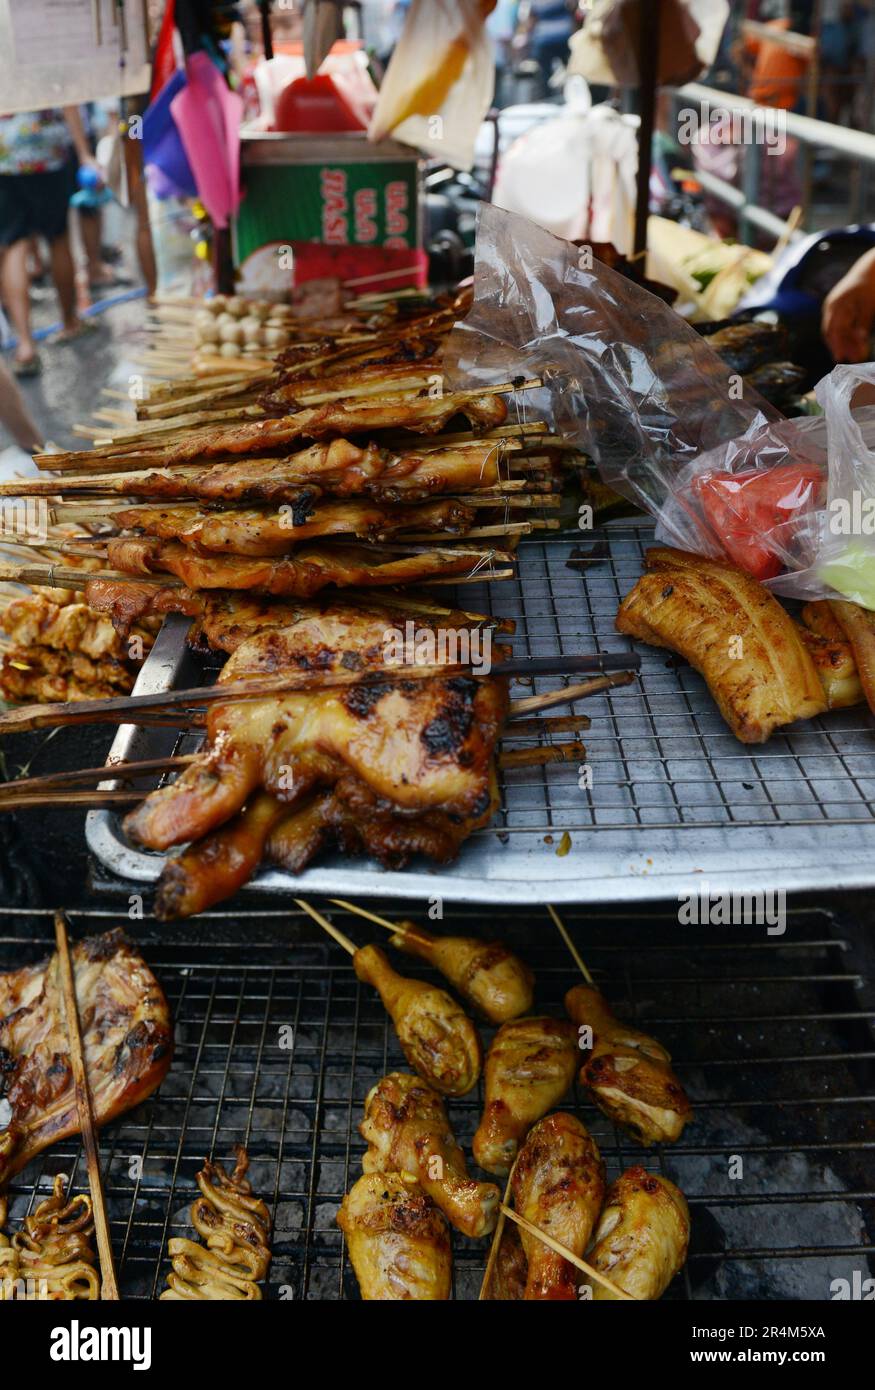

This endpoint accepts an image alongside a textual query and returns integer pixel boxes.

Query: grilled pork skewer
[565,984,691,1145]
[473,1016,579,1175]
[361,1073,499,1236]
[511,1113,605,1301]
[337,1173,451,1300]
[582,1167,690,1301]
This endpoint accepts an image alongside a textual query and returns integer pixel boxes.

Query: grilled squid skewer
[0,1176,99,1301]
[565,985,691,1145]
[161,1148,272,1300]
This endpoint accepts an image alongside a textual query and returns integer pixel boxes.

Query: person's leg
[0,238,37,366]
[0,357,43,450]
[47,231,81,333]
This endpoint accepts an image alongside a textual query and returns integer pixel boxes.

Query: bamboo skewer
[294,899,357,954]
[508,670,636,716]
[499,1205,635,1300]
[326,898,433,950]
[53,911,120,1301]
[479,1168,516,1300]
[546,904,594,984]
[0,656,637,734]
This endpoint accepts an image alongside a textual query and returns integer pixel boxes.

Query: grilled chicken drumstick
[361,1072,499,1236]
[565,985,691,1145]
[473,1016,578,1175]
[582,1167,690,1301]
[388,922,534,1024]
[353,946,481,1096]
[511,1113,605,1300]
[337,1173,451,1300]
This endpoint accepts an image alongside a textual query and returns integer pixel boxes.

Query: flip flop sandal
[52,319,100,344]
[12,355,41,378]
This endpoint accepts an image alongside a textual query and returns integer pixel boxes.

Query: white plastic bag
[369,0,495,171]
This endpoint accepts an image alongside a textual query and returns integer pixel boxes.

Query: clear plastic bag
[368,0,495,171]
[444,205,875,608]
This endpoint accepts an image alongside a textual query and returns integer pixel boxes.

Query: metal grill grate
[86,520,875,903]
[2,902,874,1300]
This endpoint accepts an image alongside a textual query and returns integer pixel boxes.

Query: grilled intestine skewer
[296,900,481,1096]
[161,1149,272,1301]
[0,1176,99,1301]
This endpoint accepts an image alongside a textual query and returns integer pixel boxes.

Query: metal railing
[673,82,875,244]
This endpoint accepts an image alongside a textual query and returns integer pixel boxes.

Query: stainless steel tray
[86,521,875,903]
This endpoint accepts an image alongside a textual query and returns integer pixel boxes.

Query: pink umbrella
[170,51,243,229]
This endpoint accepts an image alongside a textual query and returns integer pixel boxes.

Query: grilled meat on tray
[616,546,827,742]
[0,929,172,1186]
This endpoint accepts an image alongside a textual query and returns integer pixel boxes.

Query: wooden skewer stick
[294,898,357,954]
[546,904,594,984]
[53,911,120,1301]
[0,753,197,796]
[509,670,636,716]
[326,898,433,950]
[499,742,585,769]
[479,1167,516,1301]
[0,790,142,811]
[499,1205,635,1300]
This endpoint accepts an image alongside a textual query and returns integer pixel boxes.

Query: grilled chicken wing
[111,498,476,556]
[90,389,509,470]
[125,618,507,850]
[511,1113,605,1300]
[353,945,481,1097]
[616,546,826,742]
[0,930,172,1186]
[389,924,534,1024]
[50,437,506,505]
[565,985,691,1145]
[337,1172,451,1300]
[583,1167,689,1300]
[361,1072,499,1236]
[106,536,488,596]
[473,1016,578,1175]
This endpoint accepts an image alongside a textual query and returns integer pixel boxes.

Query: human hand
[822,247,875,363]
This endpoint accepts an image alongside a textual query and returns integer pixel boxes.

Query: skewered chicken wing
[361,1072,499,1236]
[616,546,826,742]
[111,498,477,557]
[582,1167,689,1301]
[353,945,481,1096]
[565,985,691,1145]
[337,1172,451,1300]
[106,535,491,596]
[97,389,509,469]
[473,1016,578,1175]
[389,923,534,1023]
[511,1113,605,1301]
[35,437,506,504]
